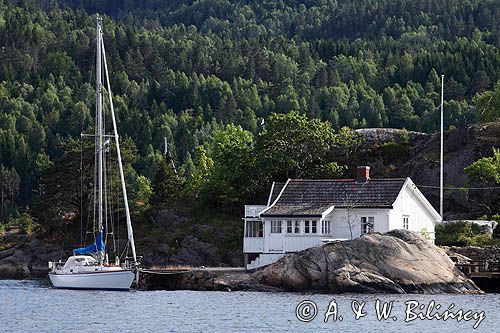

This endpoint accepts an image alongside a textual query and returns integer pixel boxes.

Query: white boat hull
[49,270,135,291]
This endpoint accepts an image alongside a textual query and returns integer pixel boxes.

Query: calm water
[0,280,498,332]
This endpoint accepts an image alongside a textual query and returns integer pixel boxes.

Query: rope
[108,142,117,258]
[80,133,84,247]
[103,133,108,256]
[417,185,500,190]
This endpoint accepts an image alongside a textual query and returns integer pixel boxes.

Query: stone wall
[443,246,500,261]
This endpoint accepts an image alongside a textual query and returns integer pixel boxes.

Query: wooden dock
[455,258,500,293]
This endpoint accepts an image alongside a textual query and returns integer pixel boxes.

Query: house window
[304,220,317,234]
[361,217,374,234]
[322,220,331,235]
[403,216,409,230]
[311,221,317,234]
[271,221,282,233]
[287,220,299,234]
[245,221,262,237]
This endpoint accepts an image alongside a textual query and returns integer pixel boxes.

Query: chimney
[357,166,370,182]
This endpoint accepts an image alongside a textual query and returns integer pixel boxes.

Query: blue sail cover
[73,231,104,255]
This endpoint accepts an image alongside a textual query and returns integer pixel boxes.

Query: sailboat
[48,16,139,290]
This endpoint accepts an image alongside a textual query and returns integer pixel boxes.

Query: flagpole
[440,75,444,222]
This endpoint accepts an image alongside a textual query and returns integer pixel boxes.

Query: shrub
[436,221,491,246]
[11,213,36,234]
[378,141,410,162]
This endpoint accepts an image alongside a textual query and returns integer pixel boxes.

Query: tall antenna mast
[440,74,444,222]
[96,15,104,264]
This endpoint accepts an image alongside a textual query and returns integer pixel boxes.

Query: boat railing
[48,260,66,272]
[123,256,142,270]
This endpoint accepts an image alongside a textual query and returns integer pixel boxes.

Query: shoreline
[1,230,497,293]
[1,277,494,296]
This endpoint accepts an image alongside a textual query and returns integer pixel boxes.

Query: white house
[243,166,441,270]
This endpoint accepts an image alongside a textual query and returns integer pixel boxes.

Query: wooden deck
[455,259,500,276]
[454,258,500,293]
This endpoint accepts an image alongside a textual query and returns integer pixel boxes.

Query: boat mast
[100,21,138,264]
[96,16,104,264]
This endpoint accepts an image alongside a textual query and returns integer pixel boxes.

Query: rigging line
[106,141,116,257]
[92,95,98,237]
[116,170,120,254]
[120,241,130,260]
[104,136,108,255]
[102,74,108,257]
[80,132,84,248]
[417,184,500,190]
[108,142,117,257]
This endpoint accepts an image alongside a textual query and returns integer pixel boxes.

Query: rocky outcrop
[356,128,429,145]
[140,268,279,292]
[397,122,500,220]
[443,246,500,262]
[255,230,480,294]
[0,234,66,278]
[168,235,222,266]
[143,209,243,267]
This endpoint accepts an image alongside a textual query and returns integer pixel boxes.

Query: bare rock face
[168,235,221,266]
[355,128,429,145]
[257,230,480,294]
[0,234,65,278]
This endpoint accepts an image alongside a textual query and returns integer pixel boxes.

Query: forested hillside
[0,0,499,231]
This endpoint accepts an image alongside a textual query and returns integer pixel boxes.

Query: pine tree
[151,155,182,208]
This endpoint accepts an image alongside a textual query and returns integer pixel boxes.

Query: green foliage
[378,141,411,162]
[463,148,500,214]
[187,113,350,211]
[186,145,214,198]
[32,138,139,233]
[400,128,410,144]
[308,162,346,179]
[420,227,430,240]
[201,124,257,210]
[464,148,500,185]
[135,175,153,209]
[0,164,20,221]
[435,221,493,246]
[0,0,499,222]
[0,212,37,234]
[256,112,335,179]
[474,80,500,123]
[334,126,363,161]
[151,156,183,208]
[11,213,36,234]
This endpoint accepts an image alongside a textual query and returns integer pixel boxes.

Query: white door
[269,220,283,252]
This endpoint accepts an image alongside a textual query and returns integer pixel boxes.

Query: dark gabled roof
[260,178,407,217]
[267,182,285,205]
